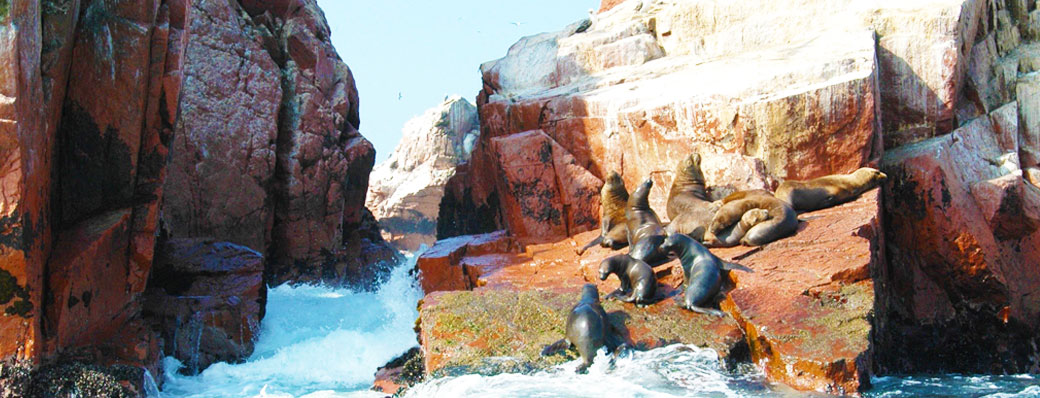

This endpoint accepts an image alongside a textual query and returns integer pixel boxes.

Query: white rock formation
[366,96,479,251]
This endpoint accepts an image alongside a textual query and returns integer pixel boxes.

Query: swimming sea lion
[541,284,623,372]
[774,167,887,212]
[659,233,752,316]
[665,154,719,241]
[625,178,668,263]
[708,189,797,246]
[598,254,656,306]
[578,171,630,255]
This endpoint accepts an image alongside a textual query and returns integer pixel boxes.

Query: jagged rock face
[0,0,392,378]
[367,96,479,252]
[161,0,395,287]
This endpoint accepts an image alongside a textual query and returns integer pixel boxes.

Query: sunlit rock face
[420,0,1040,393]
[367,96,480,252]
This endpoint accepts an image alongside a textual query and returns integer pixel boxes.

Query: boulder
[715,191,882,394]
[143,238,266,375]
[45,209,135,351]
[367,96,480,252]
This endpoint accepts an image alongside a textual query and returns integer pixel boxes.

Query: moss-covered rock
[419,287,745,377]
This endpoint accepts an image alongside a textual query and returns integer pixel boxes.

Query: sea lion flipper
[541,339,571,357]
[722,261,753,273]
[688,306,726,317]
[577,236,603,255]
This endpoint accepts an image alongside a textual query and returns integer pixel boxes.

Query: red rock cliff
[0,0,392,379]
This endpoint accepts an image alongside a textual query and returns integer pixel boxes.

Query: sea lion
[598,254,656,306]
[664,154,720,241]
[541,284,623,372]
[625,178,668,263]
[774,167,888,212]
[578,171,630,255]
[708,190,798,247]
[660,233,752,316]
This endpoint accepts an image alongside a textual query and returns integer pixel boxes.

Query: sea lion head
[602,171,629,206]
[854,167,888,188]
[660,232,690,257]
[675,153,705,183]
[579,283,600,304]
[629,178,654,209]
[598,255,623,280]
[741,208,771,226]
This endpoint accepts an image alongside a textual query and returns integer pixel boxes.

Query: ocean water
[159,255,1039,398]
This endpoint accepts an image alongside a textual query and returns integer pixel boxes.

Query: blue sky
[317,0,597,164]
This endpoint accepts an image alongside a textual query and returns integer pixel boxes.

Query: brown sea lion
[664,154,719,241]
[598,254,656,306]
[540,284,624,372]
[708,190,797,247]
[578,171,630,255]
[775,167,887,212]
[625,178,668,263]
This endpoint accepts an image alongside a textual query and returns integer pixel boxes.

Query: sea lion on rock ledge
[541,284,624,372]
[775,167,887,212]
[625,178,668,263]
[660,233,752,316]
[578,171,630,255]
[598,254,656,306]
[665,154,720,241]
[708,189,798,247]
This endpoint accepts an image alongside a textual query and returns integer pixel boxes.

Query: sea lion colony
[548,154,885,370]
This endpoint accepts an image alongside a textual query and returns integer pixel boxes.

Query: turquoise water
[158,255,1039,398]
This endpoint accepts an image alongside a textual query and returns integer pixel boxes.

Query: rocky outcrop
[416,230,747,376]
[367,96,479,252]
[0,0,391,389]
[878,101,1040,373]
[143,239,265,375]
[161,0,396,287]
[417,0,1040,393]
[416,192,880,391]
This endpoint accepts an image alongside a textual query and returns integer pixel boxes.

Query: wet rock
[367,96,480,252]
[143,238,265,375]
[371,346,424,395]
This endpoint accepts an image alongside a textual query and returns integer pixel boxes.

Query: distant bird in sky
[510,21,525,28]
[398,92,403,100]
